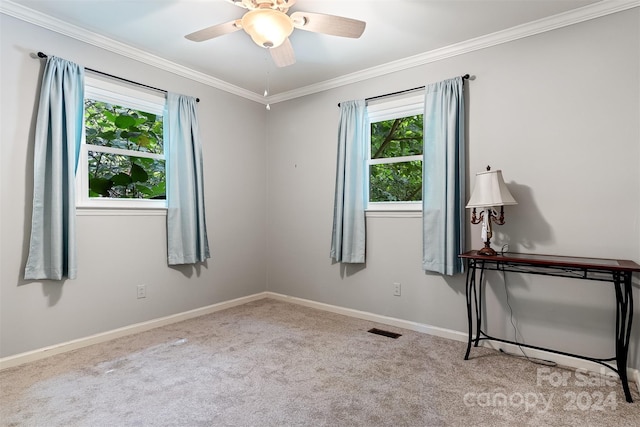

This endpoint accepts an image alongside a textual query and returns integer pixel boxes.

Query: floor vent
[368,328,402,339]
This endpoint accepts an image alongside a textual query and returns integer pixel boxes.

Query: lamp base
[477,245,497,256]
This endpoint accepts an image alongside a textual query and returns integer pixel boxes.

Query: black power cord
[499,244,557,367]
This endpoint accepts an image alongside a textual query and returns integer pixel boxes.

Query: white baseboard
[265,292,640,395]
[0,292,268,370]
[265,292,467,342]
[3,290,639,397]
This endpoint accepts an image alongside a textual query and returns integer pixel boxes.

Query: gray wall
[265,10,640,369]
[0,15,267,357]
[2,8,639,373]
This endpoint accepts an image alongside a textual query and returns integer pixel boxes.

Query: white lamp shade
[466,169,517,208]
[241,9,294,48]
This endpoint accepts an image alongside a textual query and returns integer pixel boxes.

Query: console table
[459,250,640,403]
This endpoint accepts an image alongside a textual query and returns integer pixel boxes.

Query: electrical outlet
[137,284,146,299]
[393,282,401,296]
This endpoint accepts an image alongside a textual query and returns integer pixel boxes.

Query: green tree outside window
[370,114,423,202]
[84,100,165,199]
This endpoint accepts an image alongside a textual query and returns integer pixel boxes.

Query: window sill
[76,206,167,216]
[366,210,421,218]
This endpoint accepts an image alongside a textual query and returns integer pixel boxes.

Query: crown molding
[0,0,264,104]
[269,0,640,104]
[2,0,638,105]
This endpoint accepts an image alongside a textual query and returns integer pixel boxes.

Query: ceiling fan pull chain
[264,55,271,110]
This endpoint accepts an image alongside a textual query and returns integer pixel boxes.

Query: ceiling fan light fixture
[241,9,293,48]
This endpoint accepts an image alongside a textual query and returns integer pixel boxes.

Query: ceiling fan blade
[185,20,241,42]
[270,38,296,68]
[290,11,366,38]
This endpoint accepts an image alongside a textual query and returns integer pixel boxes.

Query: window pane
[85,99,163,154]
[370,115,423,159]
[88,151,166,199]
[370,160,422,202]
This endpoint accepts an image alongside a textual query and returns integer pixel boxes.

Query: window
[77,76,166,209]
[366,94,424,211]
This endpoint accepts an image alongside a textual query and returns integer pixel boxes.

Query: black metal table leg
[474,261,486,348]
[464,260,476,360]
[614,271,634,403]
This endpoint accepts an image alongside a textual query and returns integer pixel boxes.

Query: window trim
[77,76,167,210]
[366,93,424,212]
[77,206,167,216]
[366,210,421,218]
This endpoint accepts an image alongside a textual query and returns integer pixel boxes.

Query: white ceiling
[3,0,633,102]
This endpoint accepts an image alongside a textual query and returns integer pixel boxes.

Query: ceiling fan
[185,0,366,68]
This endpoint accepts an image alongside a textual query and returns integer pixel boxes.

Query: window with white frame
[366,93,424,211]
[77,76,166,209]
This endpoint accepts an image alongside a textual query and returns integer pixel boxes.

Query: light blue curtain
[165,93,210,265]
[330,100,367,263]
[422,77,465,275]
[24,57,84,280]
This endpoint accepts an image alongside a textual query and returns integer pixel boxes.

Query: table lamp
[466,166,517,256]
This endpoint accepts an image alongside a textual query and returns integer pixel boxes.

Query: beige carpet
[1,298,638,426]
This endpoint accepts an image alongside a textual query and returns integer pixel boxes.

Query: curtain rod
[338,74,470,107]
[36,52,200,102]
